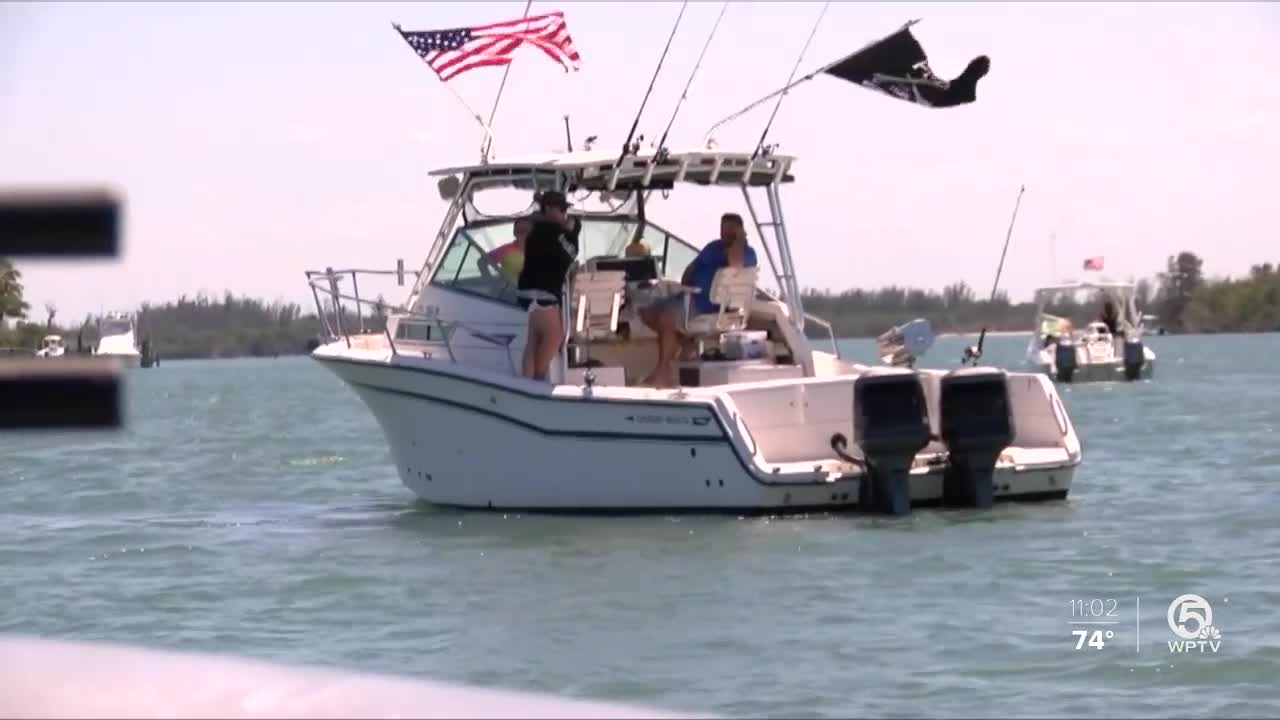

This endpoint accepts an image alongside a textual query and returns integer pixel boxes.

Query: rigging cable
[752,1,830,158]
[617,0,689,165]
[656,1,729,153]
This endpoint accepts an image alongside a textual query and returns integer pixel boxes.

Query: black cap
[537,190,572,210]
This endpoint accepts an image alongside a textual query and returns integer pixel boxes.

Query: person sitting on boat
[485,217,531,284]
[637,212,758,387]
[516,190,581,381]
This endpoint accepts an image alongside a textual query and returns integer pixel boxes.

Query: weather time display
[1069,598,1125,651]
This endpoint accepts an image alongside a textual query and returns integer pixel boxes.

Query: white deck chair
[682,266,759,352]
[569,269,628,367]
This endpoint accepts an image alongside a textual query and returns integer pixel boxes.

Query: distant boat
[1026,280,1156,383]
[93,311,142,368]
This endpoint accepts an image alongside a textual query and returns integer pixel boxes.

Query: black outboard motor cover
[853,369,932,515]
[939,368,1016,509]
[1054,341,1077,382]
[1123,339,1145,381]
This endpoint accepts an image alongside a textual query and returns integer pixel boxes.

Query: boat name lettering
[625,414,712,426]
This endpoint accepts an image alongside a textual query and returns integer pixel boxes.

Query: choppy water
[3,333,1279,718]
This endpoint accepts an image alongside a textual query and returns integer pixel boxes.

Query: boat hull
[1031,349,1156,383]
[317,351,1077,514]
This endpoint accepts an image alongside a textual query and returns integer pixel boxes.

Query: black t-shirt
[517,214,580,303]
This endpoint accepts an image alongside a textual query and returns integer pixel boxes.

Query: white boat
[93,311,142,367]
[35,334,66,358]
[304,148,1083,515]
[1026,280,1156,383]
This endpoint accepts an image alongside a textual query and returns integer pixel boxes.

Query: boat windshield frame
[1031,281,1143,335]
[410,149,802,323]
[99,319,134,337]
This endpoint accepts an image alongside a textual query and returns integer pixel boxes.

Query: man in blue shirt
[637,212,758,387]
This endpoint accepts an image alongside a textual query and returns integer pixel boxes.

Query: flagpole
[480,0,535,162]
[702,18,920,147]
[391,22,493,150]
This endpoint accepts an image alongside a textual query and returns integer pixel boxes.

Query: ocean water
[3,332,1278,718]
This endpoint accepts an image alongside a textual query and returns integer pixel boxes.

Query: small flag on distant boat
[1083,256,1104,271]
[822,22,990,108]
[393,10,582,82]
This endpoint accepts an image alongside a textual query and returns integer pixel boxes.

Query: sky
[2,1,1278,322]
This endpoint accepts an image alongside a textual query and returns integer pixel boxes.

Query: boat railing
[755,287,841,359]
[305,266,532,371]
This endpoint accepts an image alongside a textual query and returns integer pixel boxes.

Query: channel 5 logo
[1166,594,1223,653]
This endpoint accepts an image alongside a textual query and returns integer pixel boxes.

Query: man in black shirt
[516,190,580,380]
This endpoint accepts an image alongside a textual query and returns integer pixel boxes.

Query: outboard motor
[1054,341,1077,383]
[939,368,1016,509]
[852,368,932,516]
[1123,338,1145,381]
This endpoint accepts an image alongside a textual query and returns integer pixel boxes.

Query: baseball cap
[537,190,573,210]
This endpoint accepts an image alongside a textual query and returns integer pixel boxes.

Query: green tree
[1157,251,1203,332]
[0,259,31,321]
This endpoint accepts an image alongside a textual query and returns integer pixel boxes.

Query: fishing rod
[752,1,830,158]
[479,0,535,162]
[616,1,689,166]
[655,1,729,153]
[963,184,1026,366]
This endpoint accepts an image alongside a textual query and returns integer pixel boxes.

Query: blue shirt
[687,239,757,315]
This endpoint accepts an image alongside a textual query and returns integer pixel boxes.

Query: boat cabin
[1031,280,1145,345]
[387,149,843,388]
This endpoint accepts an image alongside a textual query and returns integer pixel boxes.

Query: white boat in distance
[1026,280,1156,383]
[93,311,142,368]
[305,148,1083,515]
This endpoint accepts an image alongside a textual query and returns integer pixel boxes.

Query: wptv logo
[1166,594,1223,654]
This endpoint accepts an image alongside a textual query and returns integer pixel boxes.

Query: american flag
[1083,256,1104,271]
[395,11,582,82]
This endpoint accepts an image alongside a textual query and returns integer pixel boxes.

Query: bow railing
[304,266,534,374]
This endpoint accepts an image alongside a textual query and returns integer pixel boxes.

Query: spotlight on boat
[876,318,934,368]
[1123,338,1145,381]
[1054,340,1077,382]
[939,367,1016,509]
[852,368,932,516]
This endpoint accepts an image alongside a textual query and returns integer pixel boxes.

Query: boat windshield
[100,319,132,336]
[428,215,702,306]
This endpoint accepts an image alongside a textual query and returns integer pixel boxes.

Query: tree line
[2,251,1277,358]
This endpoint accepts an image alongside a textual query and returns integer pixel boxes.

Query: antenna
[752,1,830,157]
[655,2,729,153]
[563,115,573,152]
[963,184,1027,366]
[617,1,689,164]
[479,0,535,162]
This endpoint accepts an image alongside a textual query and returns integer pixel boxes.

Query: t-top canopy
[429,148,797,193]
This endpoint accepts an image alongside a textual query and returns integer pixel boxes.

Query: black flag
[823,24,990,108]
